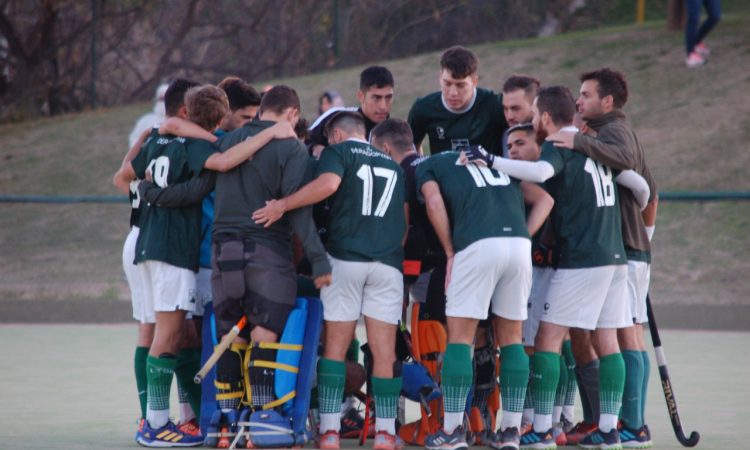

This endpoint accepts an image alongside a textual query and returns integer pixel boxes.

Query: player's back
[317,139,406,270]
[541,142,625,268]
[416,151,528,252]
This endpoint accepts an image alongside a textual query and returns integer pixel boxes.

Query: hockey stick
[646,294,700,447]
[194,316,248,384]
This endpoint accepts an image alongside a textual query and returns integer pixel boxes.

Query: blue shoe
[519,428,556,450]
[425,425,469,450]
[490,426,520,450]
[135,418,146,443]
[136,420,203,447]
[578,427,621,450]
[619,424,652,449]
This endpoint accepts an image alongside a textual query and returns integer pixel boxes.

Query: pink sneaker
[695,42,710,57]
[685,51,705,68]
[318,430,340,450]
[373,430,405,450]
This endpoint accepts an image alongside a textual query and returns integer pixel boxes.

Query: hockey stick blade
[646,294,700,447]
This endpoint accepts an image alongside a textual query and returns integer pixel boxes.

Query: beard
[535,127,548,146]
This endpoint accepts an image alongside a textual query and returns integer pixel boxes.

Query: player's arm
[615,170,650,210]
[421,180,455,290]
[464,145,555,183]
[642,194,658,241]
[547,127,636,170]
[113,128,150,194]
[252,173,342,228]
[520,181,554,236]
[204,121,296,172]
[160,117,218,142]
[407,104,426,155]
[138,170,216,208]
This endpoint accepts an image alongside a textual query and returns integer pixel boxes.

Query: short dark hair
[370,118,414,155]
[259,85,300,116]
[502,75,541,99]
[440,46,478,79]
[164,78,200,117]
[579,67,628,108]
[324,110,365,138]
[218,76,261,111]
[186,85,230,131]
[359,66,394,91]
[536,86,576,127]
[507,122,535,136]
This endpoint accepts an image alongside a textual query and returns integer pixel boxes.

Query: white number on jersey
[145,156,171,188]
[466,163,511,187]
[356,164,397,217]
[584,158,615,207]
[129,180,141,209]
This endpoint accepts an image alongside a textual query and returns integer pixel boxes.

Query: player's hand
[463,145,495,166]
[145,170,153,182]
[252,199,286,228]
[314,273,332,289]
[269,121,296,140]
[444,255,454,291]
[546,130,576,149]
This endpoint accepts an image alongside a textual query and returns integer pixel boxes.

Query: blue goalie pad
[237,297,323,448]
[401,362,442,404]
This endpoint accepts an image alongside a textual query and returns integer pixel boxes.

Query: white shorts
[446,237,531,321]
[522,266,554,347]
[627,260,651,324]
[320,255,403,325]
[122,227,153,324]
[191,267,212,317]
[542,265,630,330]
[138,260,197,313]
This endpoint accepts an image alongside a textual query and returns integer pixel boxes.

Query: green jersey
[316,139,406,270]
[539,140,626,268]
[416,151,528,253]
[131,131,216,271]
[408,87,507,155]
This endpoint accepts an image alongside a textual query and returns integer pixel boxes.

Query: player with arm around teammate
[252,111,408,450]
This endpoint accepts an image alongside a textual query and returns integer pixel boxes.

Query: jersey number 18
[584,158,615,207]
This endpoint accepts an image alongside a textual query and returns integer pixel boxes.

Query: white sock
[443,412,464,434]
[599,413,618,433]
[500,411,523,431]
[522,408,535,426]
[552,406,563,424]
[320,413,341,433]
[375,417,396,435]
[533,413,552,433]
[179,402,196,424]
[562,405,575,422]
[147,409,169,429]
[341,396,355,414]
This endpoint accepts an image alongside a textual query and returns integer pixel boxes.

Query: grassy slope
[0,15,748,304]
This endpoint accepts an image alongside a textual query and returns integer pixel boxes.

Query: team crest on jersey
[436,126,446,140]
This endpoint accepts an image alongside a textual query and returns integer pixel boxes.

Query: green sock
[499,344,529,414]
[620,350,644,428]
[599,353,626,416]
[134,346,149,419]
[554,354,568,410]
[318,358,346,414]
[562,340,578,411]
[442,343,473,413]
[147,355,177,427]
[531,351,560,416]
[641,351,650,423]
[175,348,202,420]
[372,376,402,419]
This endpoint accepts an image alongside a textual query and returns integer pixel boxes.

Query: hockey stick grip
[194,316,247,384]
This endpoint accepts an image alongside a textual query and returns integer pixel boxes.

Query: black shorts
[211,236,296,337]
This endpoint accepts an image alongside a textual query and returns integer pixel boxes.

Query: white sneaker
[695,42,710,57]
[685,51,705,68]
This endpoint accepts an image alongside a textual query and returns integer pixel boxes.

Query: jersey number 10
[356,164,397,217]
[584,158,615,207]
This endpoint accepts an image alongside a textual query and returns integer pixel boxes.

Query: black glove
[463,144,495,166]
